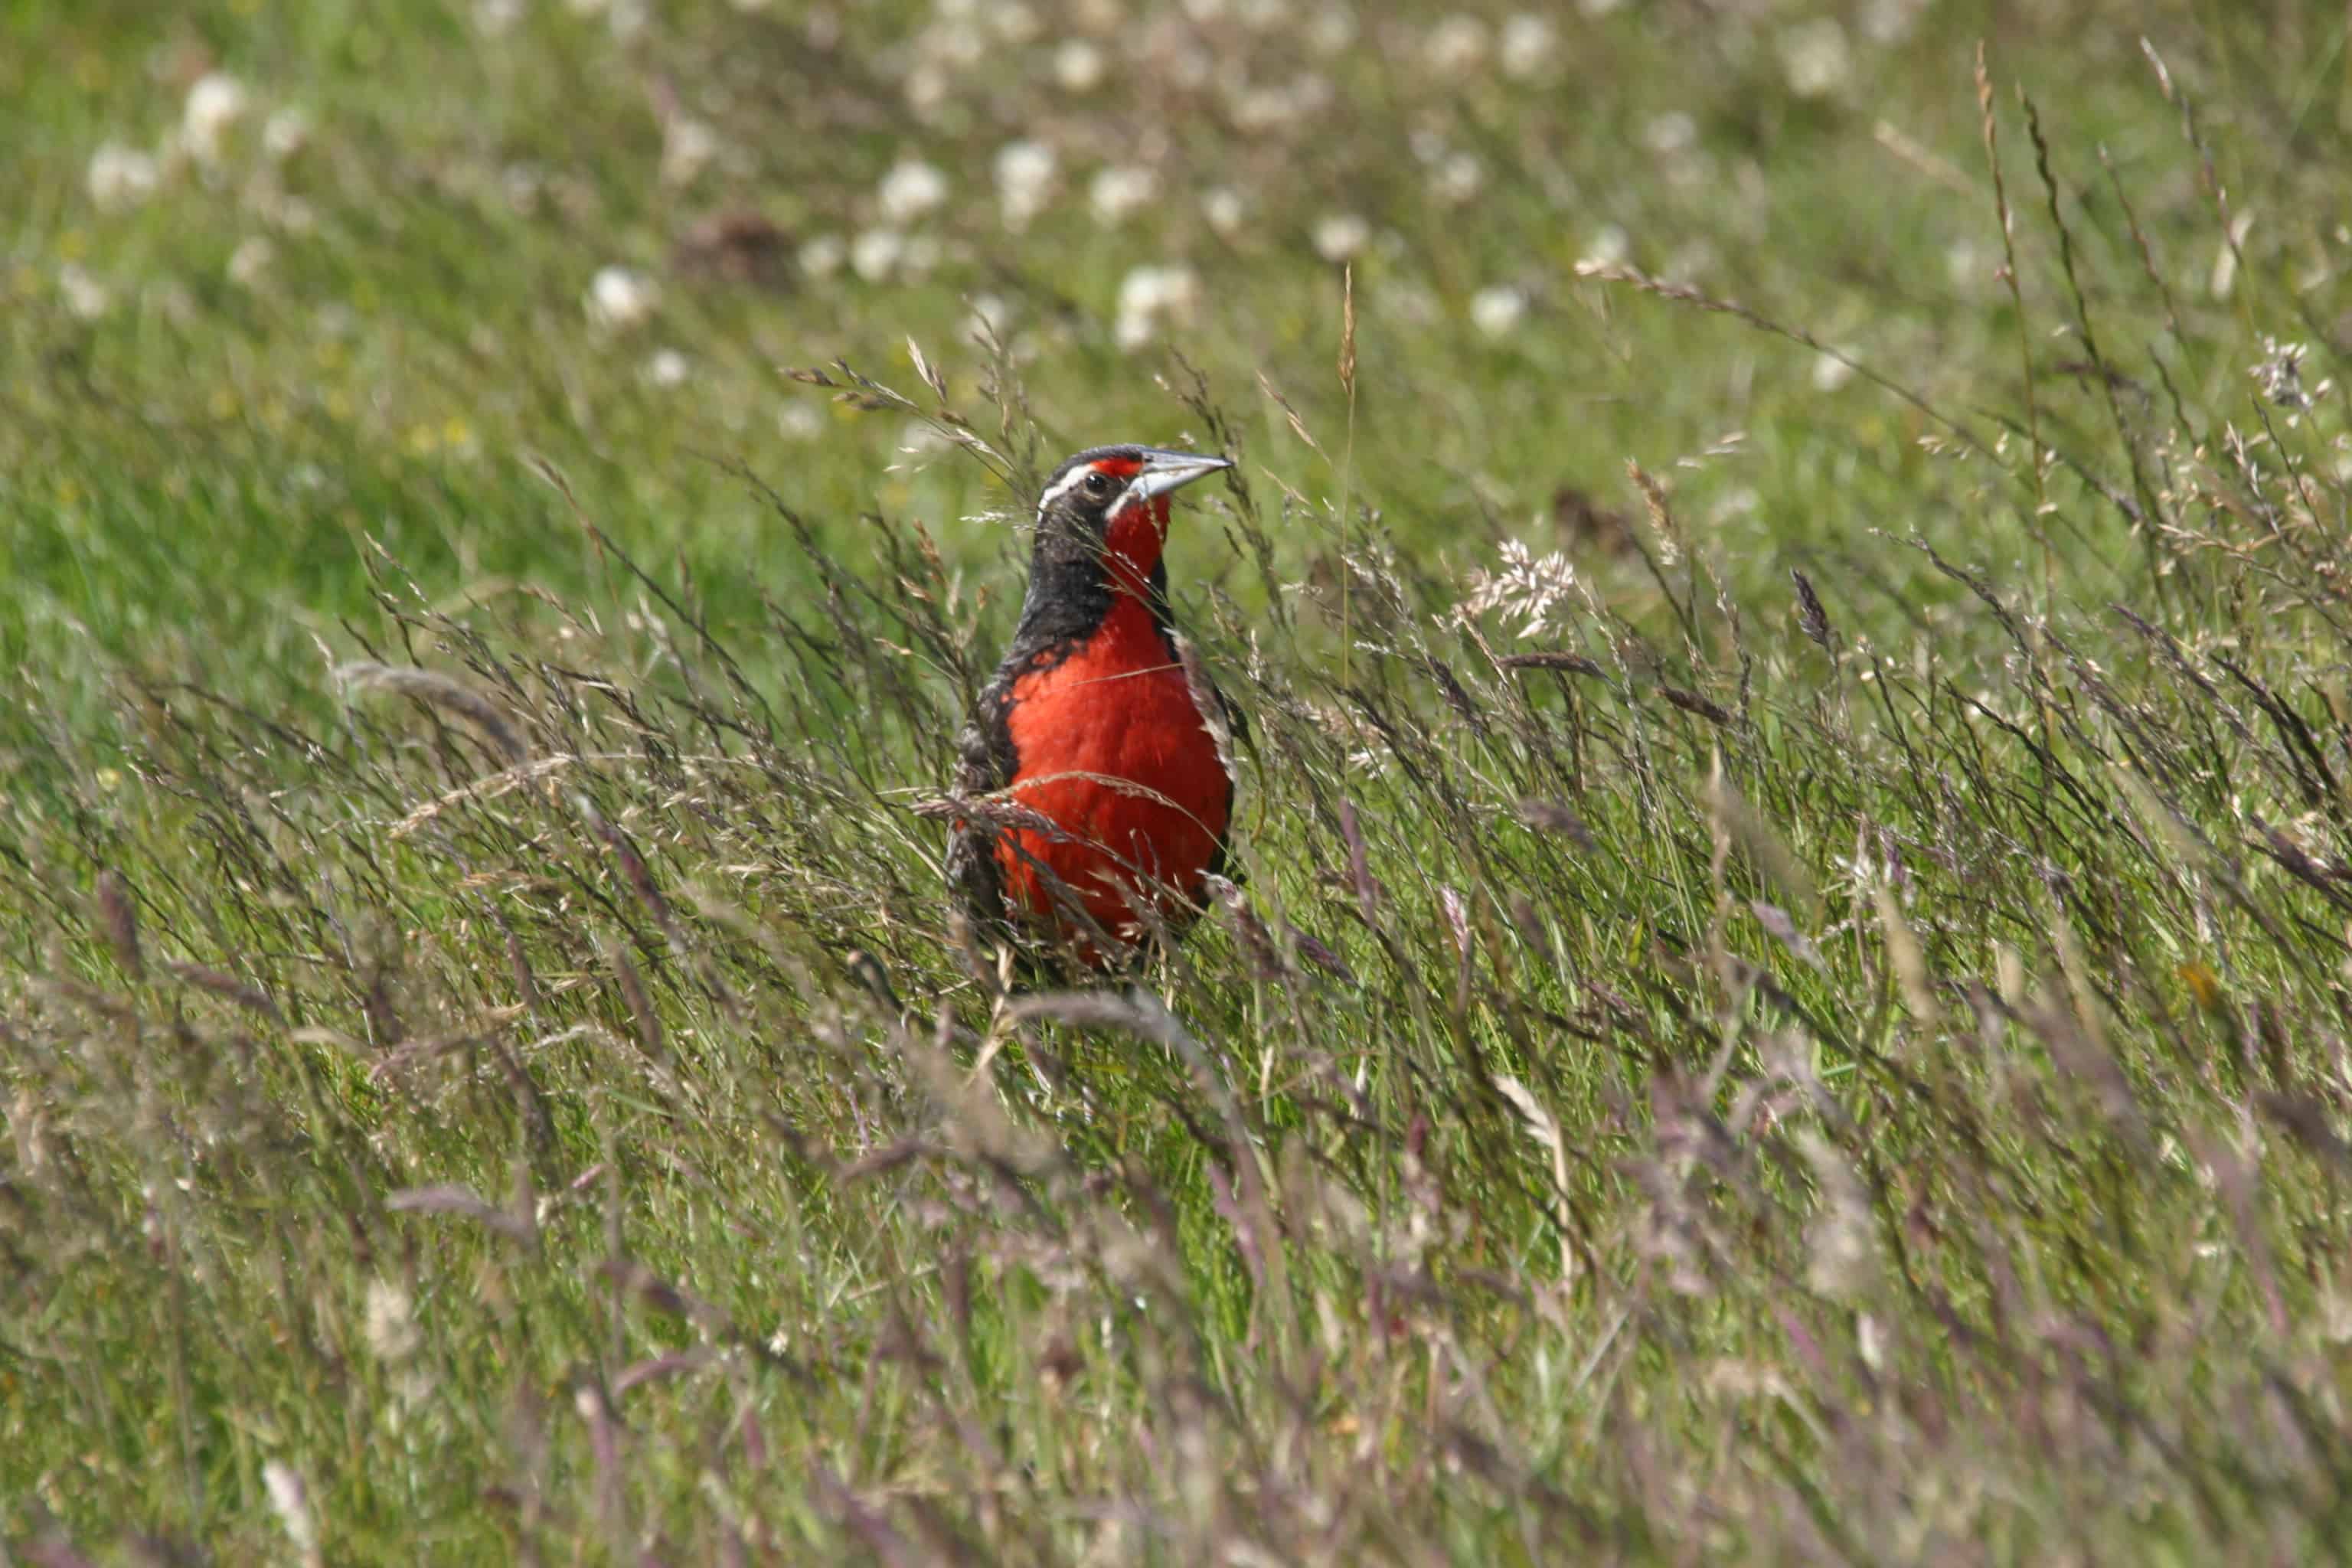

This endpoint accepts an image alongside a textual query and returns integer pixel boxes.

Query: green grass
[8,0,2352,1559]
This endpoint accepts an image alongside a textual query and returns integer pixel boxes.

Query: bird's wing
[1171,629,1245,886]
[945,676,1018,941]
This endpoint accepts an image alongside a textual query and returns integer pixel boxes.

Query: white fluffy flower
[1308,4,1357,53]
[1423,15,1489,77]
[1055,38,1106,92]
[1779,18,1853,98]
[645,348,691,387]
[1430,151,1484,204]
[1469,285,1527,340]
[1202,186,1246,236]
[263,1462,318,1559]
[851,227,906,282]
[1643,113,1697,155]
[799,234,847,279]
[878,159,950,224]
[183,73,249,165]
[1581,224,1630,268]
[1313,212,1370,262]
[1114,263,1200,349]
[662,118,719,188]
[227,236,274,288]
[59,264,110,321]
[1811,351,1856,392]
[87,144,160,211]
[585,265,658,329]
[1498,14,1557,79]
[1089,165,1159,225]
[989,1,1041,42]
[994,139,1057,229]
[263,108,309,162]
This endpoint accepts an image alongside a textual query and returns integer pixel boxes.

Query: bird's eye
[1083,471,1112,497]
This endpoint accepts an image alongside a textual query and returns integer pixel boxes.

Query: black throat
[1011,548,1176,663]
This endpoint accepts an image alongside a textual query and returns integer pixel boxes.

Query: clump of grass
[9,11,2352,1564]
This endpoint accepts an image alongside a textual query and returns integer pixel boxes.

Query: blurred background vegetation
[11,0,2340,707]
[9,1,2352,1560]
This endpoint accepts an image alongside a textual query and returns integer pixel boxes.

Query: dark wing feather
[1171,629,1243,889]
[945,672,1018,944]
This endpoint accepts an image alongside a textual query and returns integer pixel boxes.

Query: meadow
[8,0,2352,1560]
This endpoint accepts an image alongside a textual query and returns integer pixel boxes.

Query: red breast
[997,585,1233,955]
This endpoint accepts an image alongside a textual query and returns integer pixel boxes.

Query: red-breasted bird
[948,445,1240,970]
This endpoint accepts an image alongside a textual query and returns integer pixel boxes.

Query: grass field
[9,0,2352,1560]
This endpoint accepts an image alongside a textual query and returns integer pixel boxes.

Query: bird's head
[1031,445,1232,596]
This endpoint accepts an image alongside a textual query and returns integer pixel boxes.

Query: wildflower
[1863,0,1929,44]
[1469,285,1527,341]
[263,1462,319,1560]
[263,108,310,161]
[1498,13,1557,78]
[1089,165,1159,225]
[994,139,1057,230]
[183,73,249,165]
[903,63,950,115]
[1423,15,1489,77]
[1643,112,1697,155]
[1114,263,1200,350]
[644,348,690,387]
[227,236,274,288]
[878,159,949,224]
[1232,82,1313,134]
[1944,238,1984,289]
[1456,539,1580,639]
[989,0,1041,43]
[1201,186,1246,236]
[778,401,825,441]
[1055,38,1106,92]
[87,143,161,211]
[662,118,719,188]
[1779,18,1852,98]
[364,1279,422,1361]
[585,265,658,328]
[851,227,905,282]
[1313,212,1369,262]
[1308,4,1357,53]
[1579,224,1630,268]
[1430,151,1484,204]
[59,263,109,320]
[799,233,847,278]
[1811,351,1855,392]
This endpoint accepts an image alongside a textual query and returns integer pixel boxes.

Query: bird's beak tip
[1134,449,1234,495]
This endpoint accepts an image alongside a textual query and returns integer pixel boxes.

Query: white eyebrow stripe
[1036,464,1098,512]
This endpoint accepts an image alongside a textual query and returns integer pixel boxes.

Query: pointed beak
[1125,449,1233,505]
